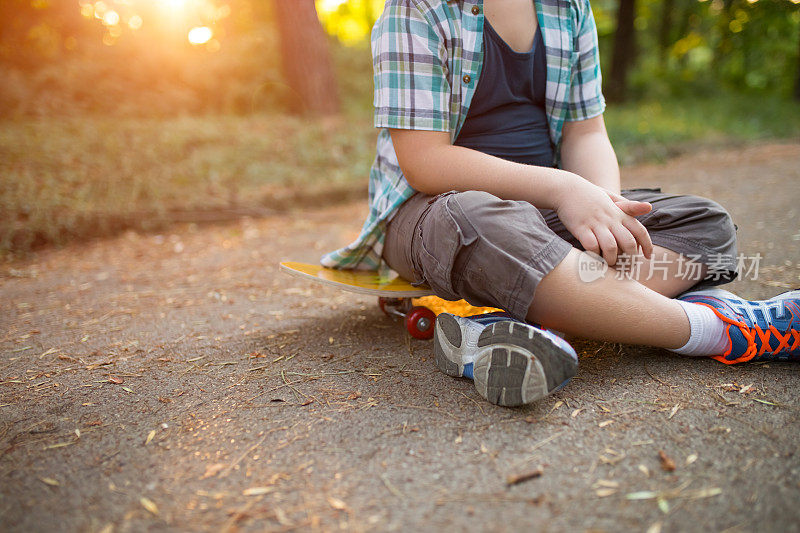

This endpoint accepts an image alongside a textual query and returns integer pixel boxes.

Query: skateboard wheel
[405,306,436,340]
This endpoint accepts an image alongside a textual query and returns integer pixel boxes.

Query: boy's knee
[647,194,737,255]
[685,196,737,253]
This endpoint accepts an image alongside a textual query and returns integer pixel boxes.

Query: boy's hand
[555,176,653,266]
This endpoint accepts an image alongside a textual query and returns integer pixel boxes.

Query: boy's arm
[560,115,621,195]
[561,0,620,194]
[389,129,652,265]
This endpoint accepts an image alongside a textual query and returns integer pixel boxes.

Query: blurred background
[1,0,799,255]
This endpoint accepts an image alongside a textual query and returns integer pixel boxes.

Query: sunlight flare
[187,26,213,45]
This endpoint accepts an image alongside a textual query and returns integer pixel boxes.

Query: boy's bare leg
[625,245,708,297]
[527,249,690,349]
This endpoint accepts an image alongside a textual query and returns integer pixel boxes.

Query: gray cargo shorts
[382,188,738,320]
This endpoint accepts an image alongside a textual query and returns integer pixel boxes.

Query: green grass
[0,112,376,253]
[605,94,800,164]
[1,94,798,255]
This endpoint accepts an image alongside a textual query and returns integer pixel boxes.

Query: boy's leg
[385,190,797,365]
[383,191,581,406]
[625,245,706,297]
[383,190,706,350]
[532,190,800,361]
[540,188,738,297]
[527,248,690,348]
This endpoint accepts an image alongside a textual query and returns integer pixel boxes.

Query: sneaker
[433,312,578,407]
[678,288,800,364]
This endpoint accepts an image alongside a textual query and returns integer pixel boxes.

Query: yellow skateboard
[279,261,501,339]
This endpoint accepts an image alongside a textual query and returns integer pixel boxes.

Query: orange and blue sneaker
[433,312,578,407]
[678,288,800,364]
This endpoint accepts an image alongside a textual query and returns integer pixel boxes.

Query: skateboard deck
[280,261,503,340]
[279,261,433,298]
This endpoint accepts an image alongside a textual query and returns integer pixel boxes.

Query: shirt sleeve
[565,0,606,122]
[371,1,451,132]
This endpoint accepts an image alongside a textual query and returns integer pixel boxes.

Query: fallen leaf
[44,441,74,450]
[145,430,156,445]
[657,496,670,514]
[595,488,617,497]
[506,468,543,486]
[685,453,698,465]
[243,487,274,496]
[39,347,58,358]
[570,408,583,418]
[626,491,658,500]
[687,487,722,499]
[140,497,159,515]
[121,386,133,394]
[752,398,777,406]
[638,464,650,477]
[274,507,292,526]
[201,463,227,480]
[598,420,613,428]
[594,479,619,488]
[668,404,680,419]
[658,450,676,472]
[108,376,123,384]
[327,496,347,510]
[40,477,60,486]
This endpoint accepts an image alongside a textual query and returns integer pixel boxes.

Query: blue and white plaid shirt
[321,0,606,270]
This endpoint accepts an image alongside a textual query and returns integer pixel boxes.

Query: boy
[322,0,800,406]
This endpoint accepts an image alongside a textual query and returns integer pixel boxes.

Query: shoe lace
[697,303,799,364]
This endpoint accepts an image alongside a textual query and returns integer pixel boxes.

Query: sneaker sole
[434,315,578,407]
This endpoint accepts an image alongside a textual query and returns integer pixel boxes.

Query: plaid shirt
[321,0,606,270]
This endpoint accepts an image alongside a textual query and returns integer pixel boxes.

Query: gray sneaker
[434,312,578,407]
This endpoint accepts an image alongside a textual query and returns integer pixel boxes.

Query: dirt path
[1,143,799,532]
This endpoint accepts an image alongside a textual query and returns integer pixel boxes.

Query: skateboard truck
[378,297,437,340]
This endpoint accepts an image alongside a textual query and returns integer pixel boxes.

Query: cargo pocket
[415,194,477,301]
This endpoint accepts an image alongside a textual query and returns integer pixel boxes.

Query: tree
[657,0,675,66]
[271,0,340,115]
[796,21,800,102]
[606,0,636,102]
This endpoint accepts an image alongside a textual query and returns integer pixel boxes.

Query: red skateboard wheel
[405,306,436,340]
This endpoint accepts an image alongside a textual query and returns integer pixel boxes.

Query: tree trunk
[271,0,340,115]
[607,0,636,102]
[795,22,800,102]
[713,0,736,74]
[657,0,675,66]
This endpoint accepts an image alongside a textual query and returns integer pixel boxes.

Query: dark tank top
[455,20,554,167]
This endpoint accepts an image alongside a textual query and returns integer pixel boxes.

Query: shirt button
[471,5,480,15]
[463,74,471,84]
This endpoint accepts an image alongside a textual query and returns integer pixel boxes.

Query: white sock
[671,300,730,356]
